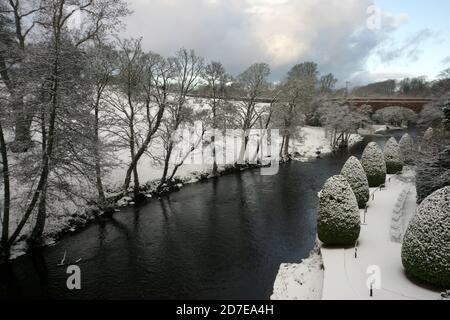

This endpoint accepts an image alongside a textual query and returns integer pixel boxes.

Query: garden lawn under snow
[272,172,443,300]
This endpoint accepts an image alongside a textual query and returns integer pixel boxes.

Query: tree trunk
[159,142,173,187]
[10,98,33,153]
[211,134,218,176]
[211,106,218,176]
[283,134,290,157]
[133,166,140,201]
[122,103,165,194]
[127,120,139,198]
[9,37,60,247]
[0,120,11,257]
[94,102,105,204]
[279,135,285,158]
[30,189,47,245]
[237,130,249,165]
[168,130,205,182]
[29,102,48,245]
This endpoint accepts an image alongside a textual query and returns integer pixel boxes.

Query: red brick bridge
[331,97,435,113]
[189,94,434,113]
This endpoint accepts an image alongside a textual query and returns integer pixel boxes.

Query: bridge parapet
[330,97,435,113]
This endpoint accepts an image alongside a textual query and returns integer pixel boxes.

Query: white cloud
[121,0,407,85]
[376,28,436,63]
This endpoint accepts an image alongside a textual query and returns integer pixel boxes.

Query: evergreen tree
[317,175,361,245]
[402,187,450,288]
[384,137,403,174]
[341,156,369,208]
[361,142,386,187]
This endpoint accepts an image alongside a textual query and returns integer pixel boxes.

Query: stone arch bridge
[329,97,434,113]
[189,95,434,113]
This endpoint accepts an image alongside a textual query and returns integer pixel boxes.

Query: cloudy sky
[121,0,450,87]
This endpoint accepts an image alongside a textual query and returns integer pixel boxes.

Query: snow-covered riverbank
[290,127,363,161]
[271,244,324,300]
[272,170,443,300]
[3,125,356,260]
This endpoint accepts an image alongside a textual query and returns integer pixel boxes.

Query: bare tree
[104,40,173,200]
[1,0,42,152]
[159,49,204,187]
[121,49,173,198]
[0,0,13,255]
[319,73,337,95]
[203,61,229,175]
[318,102,370,150]
[85,43,117,204]
[234,63,270,164]
[5,0,128,249]
[277,62,318,157]
[0,98,11,256]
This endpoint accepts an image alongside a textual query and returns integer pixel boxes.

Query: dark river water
[0,130,413,300]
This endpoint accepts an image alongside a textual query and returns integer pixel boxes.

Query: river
[0,130,413,299]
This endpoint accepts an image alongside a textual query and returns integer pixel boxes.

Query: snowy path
[321,175,441,300]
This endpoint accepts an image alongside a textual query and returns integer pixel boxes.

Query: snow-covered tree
[233,63,270,163]
[276,62,317,156]
[383,137,403,174]
[159,49,205,186]
[203,61,230,175]
[417,104,444,130]
[372,106,417,127]
[416,127,450,203]
[1,0,129,251]
[360,142,386,187]
[341,156,370,208]
[399,133,414,165]
[401,186,450,288]
[317,175,361,245]
[318,102,370,150]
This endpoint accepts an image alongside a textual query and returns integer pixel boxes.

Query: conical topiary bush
[360,142,386,187]
[383,137,403,174]
[401,186,450,288]
[317,175,361,246]
[399,133,414,165]
[341,156,370,208]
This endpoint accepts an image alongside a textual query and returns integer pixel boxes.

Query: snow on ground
[321,174,442,300]
[271,244,324,300]
[290,127,362,161]
[2,122,345,259]
[290,127,331,159]
[273,169,443,300]
[1,120,362,259]
[107,125,359,189]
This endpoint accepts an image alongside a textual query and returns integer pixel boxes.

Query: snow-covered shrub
[416,129,450,203]
[383,137,403,174]
[360,142,386,187]
[399,133,414,165]
[401,187,450,288]
[340,156,369,208]
[317,175,361,245]
[417,104,444,130]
